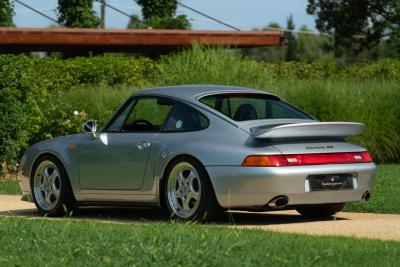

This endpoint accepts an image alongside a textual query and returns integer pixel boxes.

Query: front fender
[18,135,83,197]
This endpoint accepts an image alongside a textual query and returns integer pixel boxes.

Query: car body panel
[18,85,377,210]
[77,132,156,190]
[207,163,376,208]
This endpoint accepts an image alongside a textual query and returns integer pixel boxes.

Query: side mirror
[83,120,97,138]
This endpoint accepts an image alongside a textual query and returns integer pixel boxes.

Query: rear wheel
[296,203,345,218]
[164,156,223,221]
[31,155,75,216]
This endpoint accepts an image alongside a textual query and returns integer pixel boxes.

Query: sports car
[18,85,376,220]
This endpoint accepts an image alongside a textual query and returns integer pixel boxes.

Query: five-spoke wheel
[33,160,62,211]
[31,155,75,216]
[167,162,202,219]
[164,156,223,221]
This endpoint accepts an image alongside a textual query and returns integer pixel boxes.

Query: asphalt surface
[1,195,399,241]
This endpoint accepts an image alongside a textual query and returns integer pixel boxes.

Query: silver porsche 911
[18,85,376,220]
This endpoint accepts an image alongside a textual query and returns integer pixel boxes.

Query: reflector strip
[242,152,373,167]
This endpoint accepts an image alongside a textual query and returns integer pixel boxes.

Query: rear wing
[250,122,365,139]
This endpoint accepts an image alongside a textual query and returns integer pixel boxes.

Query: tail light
[241,152,373,167]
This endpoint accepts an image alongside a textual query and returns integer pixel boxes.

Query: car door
[78,96,174,190]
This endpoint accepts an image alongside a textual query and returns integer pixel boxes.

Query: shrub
[1,47,400,168]
[36,85,135,141]
[0,56,44,169]
[155,46,400,163]
[0,54,154,171]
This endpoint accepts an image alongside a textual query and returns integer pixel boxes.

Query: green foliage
[344,165,400,214]
[285,15,297,61]
[307,0,400,55]
[57,0,100,28]
[243,23,287,62]
[135,0,178,20]
[156,44,270,88]
[0,55,155,168]
[0,0,13,27]
[156,46,400,163]
[1,216,400,266]
[129,0,190,29]
[0,180,21,195]
[128,14,191,29]
[37,85,134,140]
[296,26,334,62]
[0,56,44,166]
[1,47,400,166]
[243,23,335,63]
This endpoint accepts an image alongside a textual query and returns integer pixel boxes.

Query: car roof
[132,85,280,103]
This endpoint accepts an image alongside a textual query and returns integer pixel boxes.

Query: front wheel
[296,203,345,218]
[31,155,75,216]
[164,156,223,221]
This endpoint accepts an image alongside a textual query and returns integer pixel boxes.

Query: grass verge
[344,164,400,214]
[0,216,399,266]
[0,173,20,195]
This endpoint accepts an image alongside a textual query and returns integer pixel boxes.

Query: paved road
[1,195,399,241]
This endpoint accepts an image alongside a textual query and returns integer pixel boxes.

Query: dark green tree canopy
[285,15,298,61]
[307,0,400,52]
[0,0,14,27]
[135,0,178,20]
[57,0,100,28]
[129,0,190,29]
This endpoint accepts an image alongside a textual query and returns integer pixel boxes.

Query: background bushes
[0,47,399,172]
[0,54,154,172]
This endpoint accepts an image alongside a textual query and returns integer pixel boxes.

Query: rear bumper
[206,163,376,209]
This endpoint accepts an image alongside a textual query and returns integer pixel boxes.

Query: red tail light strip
[242,152,373,167]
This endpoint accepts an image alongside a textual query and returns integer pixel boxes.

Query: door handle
[136,141,151,150]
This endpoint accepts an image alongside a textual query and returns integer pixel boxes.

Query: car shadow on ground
[0,206,348,225]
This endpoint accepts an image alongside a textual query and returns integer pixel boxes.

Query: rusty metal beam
[0,28,284,53]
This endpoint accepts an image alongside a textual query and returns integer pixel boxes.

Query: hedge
[0,54,155,171]
[1,49,400,172]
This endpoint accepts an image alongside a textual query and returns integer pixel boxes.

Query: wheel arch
[158,153,219,207]
[159,153,206,181]
[30,151,75,199]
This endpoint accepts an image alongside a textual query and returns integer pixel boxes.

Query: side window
[121,97,174,132]
[162,103,209,132]
[106,99,136,132]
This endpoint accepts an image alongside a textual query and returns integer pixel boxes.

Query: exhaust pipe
[268,196,289,208]
[362,191,371,201]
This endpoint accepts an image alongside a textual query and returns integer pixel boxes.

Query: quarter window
[162,103,209,132]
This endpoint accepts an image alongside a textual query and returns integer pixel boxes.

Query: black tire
[31,155,75,216]
[296,203,345,218]
[163,156,224,221]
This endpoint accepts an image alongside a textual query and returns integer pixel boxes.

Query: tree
[128,0,191,29]
[0,0,14,27]
[307,0,400,54]
[242,23,287,62]
[57,0,100,28]
[285,15,297,61]
[296,26,335,62]
[135,0,177,20]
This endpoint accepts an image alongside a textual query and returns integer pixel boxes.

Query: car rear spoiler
[250,122,365,139]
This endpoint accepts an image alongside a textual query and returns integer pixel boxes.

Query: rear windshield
[199,93,312,121]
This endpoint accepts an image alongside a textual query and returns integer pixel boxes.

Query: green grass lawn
[0,216,398,266]
[343,165,400,214]
[0,180,20,195]
[1,165,398,214]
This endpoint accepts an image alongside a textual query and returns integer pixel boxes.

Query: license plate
[306,174,356,191]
